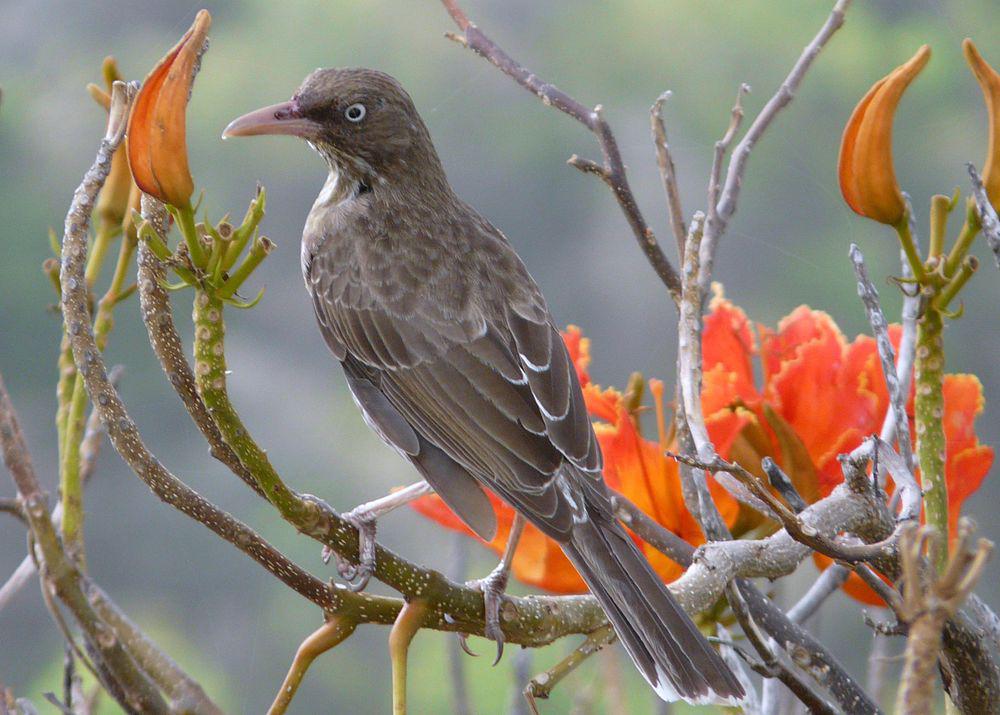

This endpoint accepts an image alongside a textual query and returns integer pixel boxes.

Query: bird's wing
[307,242,603,542]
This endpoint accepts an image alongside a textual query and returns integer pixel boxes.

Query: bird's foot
[465,561,511,665]
[335,505,378,592]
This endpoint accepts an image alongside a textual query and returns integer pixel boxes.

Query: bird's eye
[344,103,366,123]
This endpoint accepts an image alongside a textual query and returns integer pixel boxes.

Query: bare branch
[698,0,852,292]
[610,489,695,567]
[968,164,1000,270]
[650,91,687,255]
[705,83,750,249]
[523,625,617,711]
[850,244,915,479]
[440,0,682,302]
[726,582,842,715]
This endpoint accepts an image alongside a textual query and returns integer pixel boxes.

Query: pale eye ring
[344,103,366,122]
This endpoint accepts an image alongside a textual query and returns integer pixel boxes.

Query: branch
[650,92,687,256]
[698,0,852,293]
[0,371,167,714]
[726,581,841,715]
[968,164,1000,270]
[850,244,915,476]
[0,369,120,614]
[439,0,682,303]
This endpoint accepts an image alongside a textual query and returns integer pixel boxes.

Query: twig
[698,0,852,294]
[650,92,687,255]
[726,582,841,715]
[736,580,879,713]
[446,535,472,715]
[866,632,893,708]
[968,164,1000,270]
[850,244,914,476]
[704,84,750,255]
[439,0,682,303]
[610,489,695,567]
[0,498,24,524]
[0,371,120,614]
[389,599,428,715]
[786,564,849,625]
[522,624,617,713]
[882,200,920,457]
[763,458,808,514]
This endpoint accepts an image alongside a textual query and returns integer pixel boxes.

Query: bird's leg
[329,481,434,592]
[465,512,526,665]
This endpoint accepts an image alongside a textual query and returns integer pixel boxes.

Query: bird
[223,67,744,706]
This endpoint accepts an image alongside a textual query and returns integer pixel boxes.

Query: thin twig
[698,0,852,294]
[522,625,617,712]
[610,489,695,566]
[440,0,682,303]
[968,164,1000,270]
[704,83,750,259]
[850,244,914,476]
[0,498,24,524]
[650,91,687,256]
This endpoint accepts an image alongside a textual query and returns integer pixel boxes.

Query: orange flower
[126,10,211,208]
[748,302,991,604]
[964,38,1000,209]
[839,45,930,226]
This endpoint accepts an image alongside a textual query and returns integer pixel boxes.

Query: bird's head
[223,68,443,186]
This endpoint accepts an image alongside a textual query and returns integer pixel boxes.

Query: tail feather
[563,513,745,705]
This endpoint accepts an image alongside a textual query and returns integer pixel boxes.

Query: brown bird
[224,68,744,705]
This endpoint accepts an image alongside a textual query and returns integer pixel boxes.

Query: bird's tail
[562,513,745,705]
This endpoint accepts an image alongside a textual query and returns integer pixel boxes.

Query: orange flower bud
[963,39,1000,209]
[126,10,211,208]
[839,45,930,226]
[90,57,133,227]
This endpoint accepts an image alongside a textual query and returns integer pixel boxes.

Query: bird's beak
[222,101,321,140]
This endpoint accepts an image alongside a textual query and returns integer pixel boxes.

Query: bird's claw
[300,493,378,592]
[466,564,510,666]
[336,507,378,592]
[456,633,477,657]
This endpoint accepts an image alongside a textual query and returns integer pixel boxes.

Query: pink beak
[222,101,321,139]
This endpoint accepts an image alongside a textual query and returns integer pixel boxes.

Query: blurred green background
[1,1,998,712]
